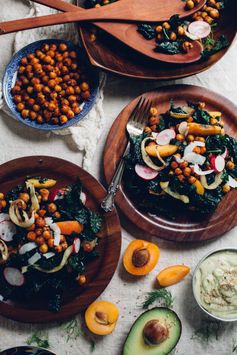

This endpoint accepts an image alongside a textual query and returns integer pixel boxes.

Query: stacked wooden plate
[77,0,237,80]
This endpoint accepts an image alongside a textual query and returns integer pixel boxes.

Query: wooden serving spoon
[0,0,206,35]
[29,0,203,64]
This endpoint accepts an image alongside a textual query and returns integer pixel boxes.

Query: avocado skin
[123,307,182,355]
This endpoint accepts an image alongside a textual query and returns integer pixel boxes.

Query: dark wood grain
[78,0,237,80]
[103,85,237,242]
[0,0,206,35]
[31,0,202,65]
[0,156,121,323]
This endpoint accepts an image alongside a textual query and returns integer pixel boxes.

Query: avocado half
[123,307,182,355]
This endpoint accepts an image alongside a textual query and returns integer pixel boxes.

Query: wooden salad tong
[0,0,206,37]
[19,0,204,64]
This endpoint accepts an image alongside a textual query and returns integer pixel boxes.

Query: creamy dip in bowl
[193,248,237,322]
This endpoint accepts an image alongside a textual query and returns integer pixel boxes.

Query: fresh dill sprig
[141,289,174,309]
[64,318,81,342]
[26,330,50,349]
[233,340,237,352]
[191,318,223,342]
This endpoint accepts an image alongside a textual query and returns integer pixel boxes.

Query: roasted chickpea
[39,244,49,254]
[55,245,63,253]
[187,134,195,142]
[27,223,35,231]
[66,110,75,119]
[78,275,86,285]
[69,51,77,59]
[183,167,192,177]
[177,26,185,36]
[53,211,61,219]
[21,109,30,118]
[47,238,55,248]
[59,43,68,52]
[59,115,68,125]
[16,103,25,112]
[162,22,170,30]
[155,25,163,33]
[182,41,193,52]
[51,117,59,125]
[43,230,51,240]
[223,184,231,194]
[20,57,28,66]
[81,91,90,100]
[170,32,177,41]
[188,176,197,184]
[144,126,152,133]
[33,104,41,112]
[55,54,63,62]
[70,63,78,71]
[61,242,68,251]
[54,85,62,93]
[83,242,94,252]
[180,161,188,169]
[42,43,50,52]
[36,217,46,228]
[0,193,4,200]
[226,161,235,170]
[0,200,7,209]
[193,147,201,154]
[12,85,21,94]
[19,192,30,203]
[175,168,182,176]
[27,231,36,241]
[36,236,45,246]
[171,161,179,170]
[177,175,185,182]
[176,134,185,142]
[66,86,75,95]
[61,66,69,75]
[205,16,214,24]
[48,203,57,213]
[50,44,57,51]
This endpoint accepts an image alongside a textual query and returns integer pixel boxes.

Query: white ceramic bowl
[192,247,237,322]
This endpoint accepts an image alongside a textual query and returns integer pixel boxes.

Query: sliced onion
[19,242,37,255]
[0,239,8,261]
[160,181,189,204]
[43,252,56,259]
[184,152,206,165]
[184,141,205,156]
[201,173,223,190]
[31,245,73,274]
[9,200,35,228]
[45,217,54,226]
[80,192,87,205]
[141,137,166,172]
[221,148,228,159]
[26,182,39,212]
[178,121,189,136]
[173,154,185,164]
[188,21,211,39]
[28,252,41,265]
[191,164,214,176]
[227,176,237,188]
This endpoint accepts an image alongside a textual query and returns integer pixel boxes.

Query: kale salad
[124,100,237,219]
[0,177,102,312]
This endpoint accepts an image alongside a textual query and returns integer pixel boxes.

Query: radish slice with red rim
[0,220,16,242]
[221,148,228,159]
[227,176,237,188]
[73,238,81,254]
[80,192,87,205]
[188,21,211,39]
[135,164,159,180]
[156,129,175,146]
[3,267,25,286]
[210,154,225,173]
[192,164,214,176]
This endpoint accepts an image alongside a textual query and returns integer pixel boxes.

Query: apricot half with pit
[123,240,160,276]
[85,300,119,335]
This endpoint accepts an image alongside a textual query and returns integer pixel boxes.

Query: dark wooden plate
[0,156,121,323]
[77,0,237,80]
[103,84,237,242]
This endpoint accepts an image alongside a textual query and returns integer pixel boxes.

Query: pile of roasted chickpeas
[11,42,91,126]
[192,0,221,24]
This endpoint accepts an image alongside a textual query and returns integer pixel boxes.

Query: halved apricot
[123,240,160,276]
[85,300,119,335]
[157,265,190,287]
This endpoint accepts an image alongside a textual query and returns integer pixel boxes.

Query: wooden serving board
[0,156,121,323]
[78,0,237,80]
[103,85,237,242]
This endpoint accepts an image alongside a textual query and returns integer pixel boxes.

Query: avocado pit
[132,248,150,268]
[95,311,109,325]
[143,319,168,345]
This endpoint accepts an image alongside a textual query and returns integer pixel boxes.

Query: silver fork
[101,96,152,212]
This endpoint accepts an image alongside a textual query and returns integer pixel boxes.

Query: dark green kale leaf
[201,35,229,60]
[169,100,187,114]
[192,108,211,124]
[137,24,156,40]
[48,293,62,312]
[169,14,181,29]
[89,211,103,233]
[125,133,146,165]
[156,41,181,54]
[6,184,24,202]
[68,255,85,274]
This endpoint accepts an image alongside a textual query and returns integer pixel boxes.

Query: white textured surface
[0,1,237,354]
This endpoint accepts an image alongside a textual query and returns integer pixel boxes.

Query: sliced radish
[48,188,65,202]
[188,21,211,39]
[221,148,228,159]
[191,164,214,176]
[178,121,189,136]
[227,176,237,188]
[0,219,16,242]
[184,152,206,166]
[210,154,225,173]
[0,213,10,223]
[80,192,87,205]
[156,129,175,146]
[43,252,56,259]
[72,238,80,254]
[28,252,41,265]
[19,242,37,255]
[3,267,25,287]
[135,164,159,180]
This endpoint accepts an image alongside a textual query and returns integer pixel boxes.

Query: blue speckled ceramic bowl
[0,346,56,355]
[2,39,99,131]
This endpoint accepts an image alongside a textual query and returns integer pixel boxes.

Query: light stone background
[0,1,237,354]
